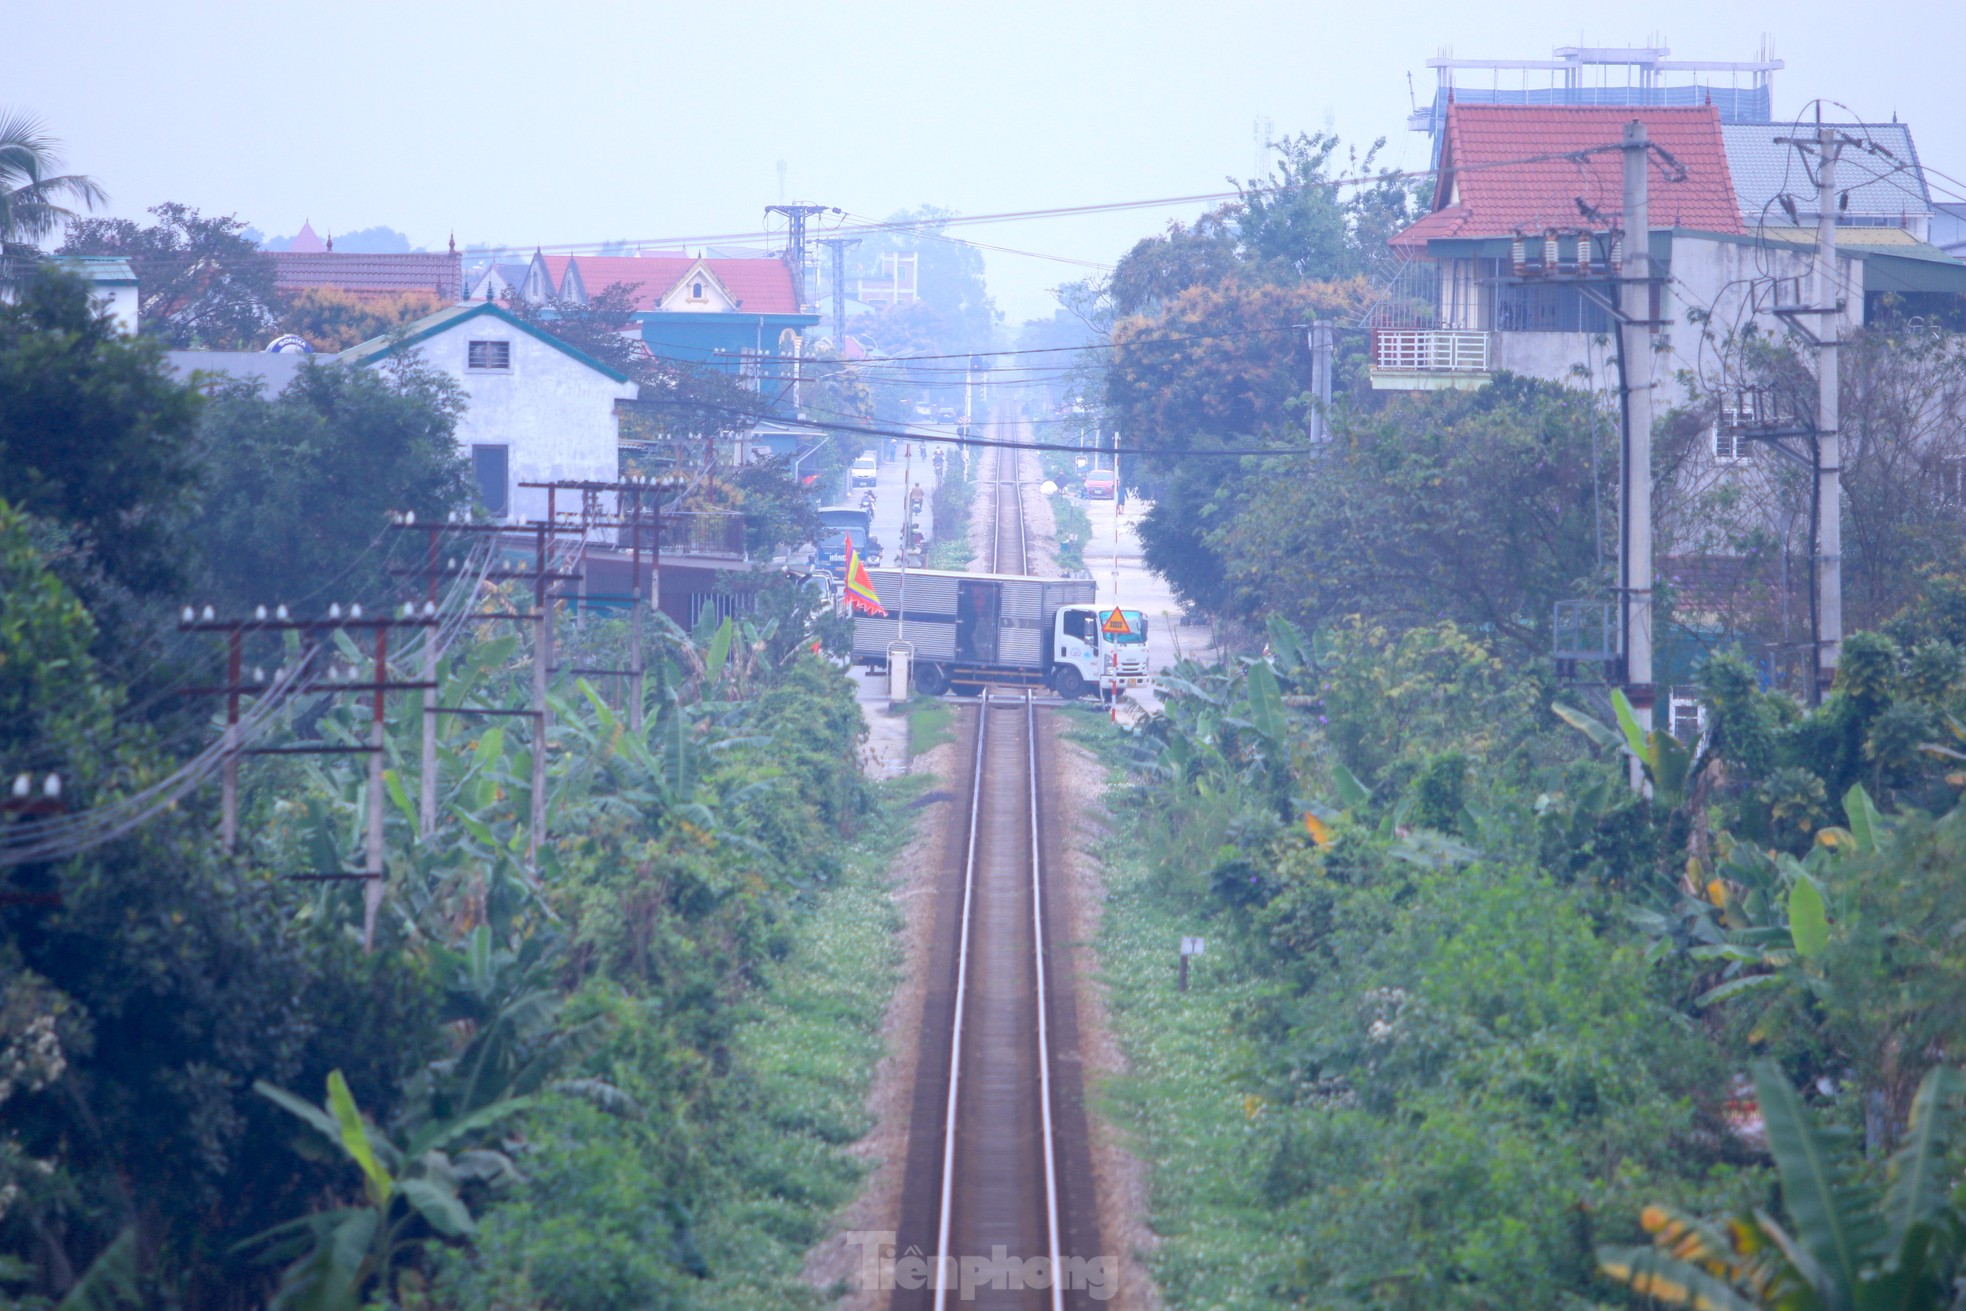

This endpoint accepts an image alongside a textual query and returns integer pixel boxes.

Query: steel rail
[1027,689,1066,1311]
[932,688,991,1310]
[989,425,1030,576]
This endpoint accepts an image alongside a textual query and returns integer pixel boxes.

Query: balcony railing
[614,511,747,558]
[1370,329,1491,374]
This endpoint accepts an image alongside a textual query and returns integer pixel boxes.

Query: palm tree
[1599,1060,1966,1311]
[0,109,106,261]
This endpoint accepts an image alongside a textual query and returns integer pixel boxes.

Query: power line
[627,397,1308,458]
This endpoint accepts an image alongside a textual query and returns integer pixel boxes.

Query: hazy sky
[8,0,1962,326]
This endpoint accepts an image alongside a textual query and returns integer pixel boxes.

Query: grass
[698,774,929,1307]
[905,696,957,756]
[1064,712,1301,1309]
[1094,851,1298,1309]
[925,458,976,570]
[925,537,973,570]
[1050,492,1091,574]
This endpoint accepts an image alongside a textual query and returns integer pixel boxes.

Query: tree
[1099,130,1424,617]
[190,355,470,612]
[847,205,998,356]
[1105,132,1416,318]
[61,203,278,349]
[1218,374,1613,652]
[1108,213,1241,318]
[1106,279,1363,610]
[0,108,105,257]
[0,264,202,603]
[276,287,445,352]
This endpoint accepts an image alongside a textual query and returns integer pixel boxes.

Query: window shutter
[468,340,511,370]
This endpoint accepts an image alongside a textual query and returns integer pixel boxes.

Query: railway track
[892,424,1105,1308]
[989,432,1029,576]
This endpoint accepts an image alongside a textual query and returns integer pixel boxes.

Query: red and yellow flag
[842,536,886,616]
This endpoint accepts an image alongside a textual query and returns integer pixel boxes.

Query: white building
[339,302,637,523]
[53,255,139,333]
[1371,103,1966,400]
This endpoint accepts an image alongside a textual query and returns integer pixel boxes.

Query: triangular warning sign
[1101,607,1132,636]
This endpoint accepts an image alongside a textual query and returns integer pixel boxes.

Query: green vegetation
[905,696,957,756]
[1038,448,1092,574]
[1093,599,1966,1310]
[924,454,974,570]
[0,269,911,1308]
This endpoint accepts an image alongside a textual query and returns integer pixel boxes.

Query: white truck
[850,567,1151,698]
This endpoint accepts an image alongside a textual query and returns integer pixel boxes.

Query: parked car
[1082,469,1117,499]
[936,406,957,423]
[850,454,879,488]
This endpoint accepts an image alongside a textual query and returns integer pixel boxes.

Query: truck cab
[814,506,879,572]
[1050,605,1150,699]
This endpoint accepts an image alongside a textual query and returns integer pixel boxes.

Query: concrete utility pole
[1617,119,1656,784]
[1307,320,1335,440]
[1813,124,1844,695]
[419,533,441,836]
[817,237,861,348]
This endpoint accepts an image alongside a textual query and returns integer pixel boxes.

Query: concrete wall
[94,282,138,334]
[1492,331,1607,385]
[1483,233,1865,395]
[407,322,637,524]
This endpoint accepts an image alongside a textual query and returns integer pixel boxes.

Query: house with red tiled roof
[509,249,818,386]
[271,240,464,302]
[1371,102,1966,395]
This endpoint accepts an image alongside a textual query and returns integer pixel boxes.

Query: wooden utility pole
[420,531,440,836]
[363,626,388,949]
[221,628,242,849]
[1617,119,1656,787]
[178,607,438,949]
[531,494,556,870]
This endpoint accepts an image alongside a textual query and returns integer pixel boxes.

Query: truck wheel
[1052,666,1086,700]
[915,662,950,697]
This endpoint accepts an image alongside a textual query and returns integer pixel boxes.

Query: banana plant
[403,925,637,1127]
[241,1070,529,1311]
[1599,1060,1966,1311]
[1554,687,1694,807]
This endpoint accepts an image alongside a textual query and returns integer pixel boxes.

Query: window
[1941,457,1966,505]
[690,281,705,301]
[1668,693,1704,743]
[471,444,509,517]
[467,339,512,371]
[1063,610,1097,642]
[1714,397,1755,462]
[1493,282,1615,334]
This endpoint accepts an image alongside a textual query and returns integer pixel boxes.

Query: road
[1073,484,1215,716]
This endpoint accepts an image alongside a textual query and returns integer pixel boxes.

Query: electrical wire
[0,542,497,868]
